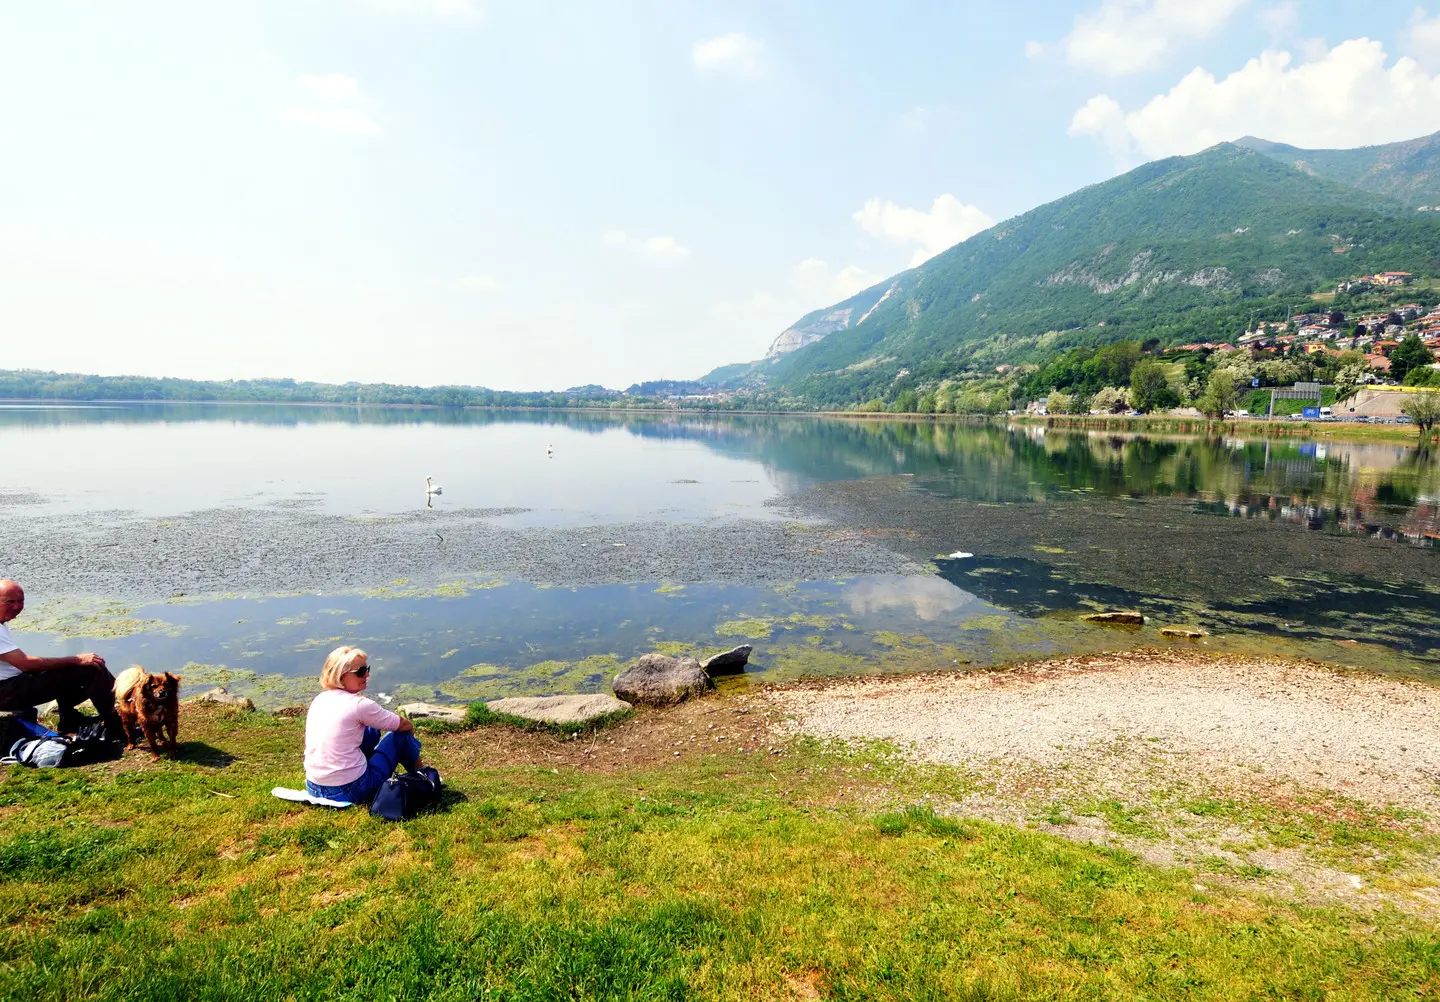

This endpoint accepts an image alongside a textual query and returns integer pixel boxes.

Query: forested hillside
[1236,132,1440,208]
[725,142,1440,408]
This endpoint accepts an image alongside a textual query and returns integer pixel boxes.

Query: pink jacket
[304,689,402,786]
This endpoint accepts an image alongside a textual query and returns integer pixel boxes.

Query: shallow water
[3,404,1436,702]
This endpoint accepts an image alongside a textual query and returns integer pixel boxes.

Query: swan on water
[546,444,553,458]
[425,476,443,495]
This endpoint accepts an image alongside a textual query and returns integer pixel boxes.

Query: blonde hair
[320,646,369,690]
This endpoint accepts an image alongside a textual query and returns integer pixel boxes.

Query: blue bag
[369,767,443,821]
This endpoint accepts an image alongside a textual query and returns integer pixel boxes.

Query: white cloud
[360,0,483,18]
[282,74,380,135]
[1024,39,1046,59]
[792,259,882,300]
[456,274,500,292]
[1068,38,1440,159]
[603,230,691,259]
[708,258,883,360]
[1408,8,1440,69]
[897,106,932,133]
[852,194,995,268]
[692,33,763,74]
[1256,1,1299,38]
[1067,94,1131,155]
[297,73,362,101]
[640,236,690,259]
[1063,0,1249,76]
[280,107,382,135]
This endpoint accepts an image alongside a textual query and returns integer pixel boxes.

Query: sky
[2,1,1439,391]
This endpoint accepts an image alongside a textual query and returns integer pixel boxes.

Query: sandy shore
[764,650,1440,910]
[768,650,1440,812]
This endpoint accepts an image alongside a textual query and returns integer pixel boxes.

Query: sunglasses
[348,664,370,678]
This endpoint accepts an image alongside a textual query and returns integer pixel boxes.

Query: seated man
[0,579,122,733]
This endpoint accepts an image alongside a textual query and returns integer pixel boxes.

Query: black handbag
[369,767,443,821]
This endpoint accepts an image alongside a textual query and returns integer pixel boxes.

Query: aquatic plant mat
[4,653,1440,1000]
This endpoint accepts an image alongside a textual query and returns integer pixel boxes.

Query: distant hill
[1235,132,1440,209]
[713,141,1440,405]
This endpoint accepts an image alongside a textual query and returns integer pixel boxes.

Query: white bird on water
[425,476,443,495]
[546,444,553,458]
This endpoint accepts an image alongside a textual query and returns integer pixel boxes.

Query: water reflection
[844,575,980,621]
[5,405,1438,696]
[3,405,1436,544]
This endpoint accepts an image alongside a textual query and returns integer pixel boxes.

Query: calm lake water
[3,404,1437,705]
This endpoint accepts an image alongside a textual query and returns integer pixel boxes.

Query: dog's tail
[113,665,147,701]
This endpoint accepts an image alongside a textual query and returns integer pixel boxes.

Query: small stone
[700,645,752,675]
[1081,611,1145,627]
[397,701,467,724]
[1160,626,1208,639]
[613,653,712,708]
[273,705,307,717]
[486,694,632,726]
[185,687,256,711]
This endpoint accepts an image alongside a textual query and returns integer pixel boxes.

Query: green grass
[2,706,1439,1000]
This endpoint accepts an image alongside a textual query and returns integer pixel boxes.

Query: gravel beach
[769,650,1440,812]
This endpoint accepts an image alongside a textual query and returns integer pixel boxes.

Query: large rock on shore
[185,688,256,710]
[700,645,752,675]
[487,694,632,726]
[1081,611,1145,627]
[398,702,468,724]
[613,654,712,708]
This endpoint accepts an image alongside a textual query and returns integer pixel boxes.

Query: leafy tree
[1401,390,1440,437]
[1196,370,1238,418]
[1046,390,1072,414]
[890,389,919,413]
[1091,386,1129,413]
[1404,367,1439,387]
[1389,334,1433,383]
[1129,358,1169,412]
[1334,361,1368,403]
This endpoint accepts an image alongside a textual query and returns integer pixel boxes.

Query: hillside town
[1173,272,1440,382]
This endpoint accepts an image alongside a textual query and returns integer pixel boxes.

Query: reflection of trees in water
[6,405,1438,542]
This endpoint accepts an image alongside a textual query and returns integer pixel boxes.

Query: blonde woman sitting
[304,646,423,804]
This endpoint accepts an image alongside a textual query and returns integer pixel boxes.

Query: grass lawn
[2,701,1438,1000]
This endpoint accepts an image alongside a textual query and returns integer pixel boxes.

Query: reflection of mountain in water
[4,405,1436,543]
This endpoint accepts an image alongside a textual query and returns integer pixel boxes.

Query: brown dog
[113,665,180,759]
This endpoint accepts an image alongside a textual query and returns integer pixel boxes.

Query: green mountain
[721,141,1440,405]
[1235,132,1440,208]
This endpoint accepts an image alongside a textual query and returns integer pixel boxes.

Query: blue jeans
[306,727,422,804]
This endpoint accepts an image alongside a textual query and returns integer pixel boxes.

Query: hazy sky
[3,1,1438,390]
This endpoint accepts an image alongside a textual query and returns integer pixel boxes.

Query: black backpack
[369,767,443,821]
[3,718,122,768]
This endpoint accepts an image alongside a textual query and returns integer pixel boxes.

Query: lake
[2,403,1437,706]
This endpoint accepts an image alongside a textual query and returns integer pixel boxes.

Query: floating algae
[17,598,185,641]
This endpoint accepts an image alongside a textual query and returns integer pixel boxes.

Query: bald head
[0,580,23,624]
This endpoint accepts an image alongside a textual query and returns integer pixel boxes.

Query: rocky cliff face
[765,307,854,357]
[762,282,897,359]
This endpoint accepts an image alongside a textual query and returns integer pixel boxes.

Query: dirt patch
[434,694,782,774]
